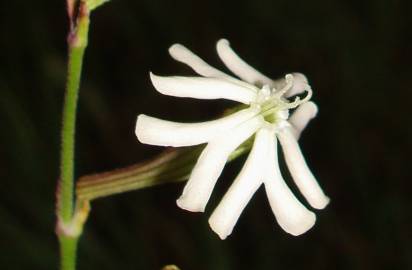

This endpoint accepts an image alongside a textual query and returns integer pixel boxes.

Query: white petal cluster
[135,39,329,239]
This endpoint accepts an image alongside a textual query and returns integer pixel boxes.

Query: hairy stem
[56,2,90,270]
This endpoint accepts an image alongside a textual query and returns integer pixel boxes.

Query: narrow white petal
[169,44,232,79]
[289,101,318,139]
[264,133,316,236]
[169,43,259,90]
[216,39,274,86]
[277,127,330,209]
[150,72,257,104]
[208,128,270,240]
[177,116,264,212]
[135,108,258,147]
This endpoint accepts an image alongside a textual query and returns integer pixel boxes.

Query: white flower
[135,39,329,239]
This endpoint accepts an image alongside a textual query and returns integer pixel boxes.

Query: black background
[0,0,411,269]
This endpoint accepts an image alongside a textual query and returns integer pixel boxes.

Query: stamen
[281,87,313,110]
[258,85,312,125]
[260,85,271,97]
[252,84,272,106]
[273,74,294,98]
[250,73,313,128]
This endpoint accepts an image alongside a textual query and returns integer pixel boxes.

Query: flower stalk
[76,138,253,202]
[77,148,201,201]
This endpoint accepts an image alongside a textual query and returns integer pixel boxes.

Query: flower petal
[288,101,318,139]
[169,44,232,79]
[135,107,259,147]
[277,127,330,209]
[216,39,311,97]
[208,127,270,240]
[169,43,259,90]
[216,39,274,87]
[150,72,257,104]
[176,115,264,213]
[264,133,316,236]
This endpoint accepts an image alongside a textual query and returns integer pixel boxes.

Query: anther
[255,84,272,103]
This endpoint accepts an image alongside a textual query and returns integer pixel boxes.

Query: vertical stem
[57,3,90,270]
[59,236,79,270]
[60,8,89,223]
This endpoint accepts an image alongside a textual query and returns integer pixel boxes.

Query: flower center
[253,74,313,127]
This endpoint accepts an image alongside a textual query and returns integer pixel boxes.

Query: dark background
[0,0,411,269]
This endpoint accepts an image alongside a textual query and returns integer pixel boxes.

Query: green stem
[60,3,90,224]
[57,3,90,270]
[59,236,79,270]
[76,148,200,201]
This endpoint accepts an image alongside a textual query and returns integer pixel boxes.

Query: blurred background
[0,0,411,269]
